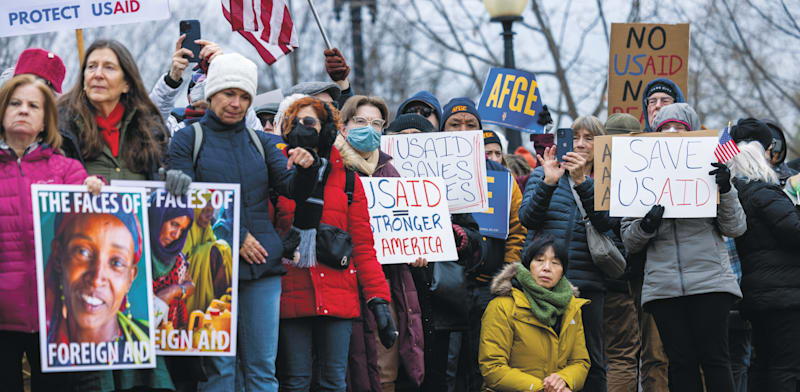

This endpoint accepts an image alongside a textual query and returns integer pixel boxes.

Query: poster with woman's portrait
[32,185,155,372]
[113,180,240,356]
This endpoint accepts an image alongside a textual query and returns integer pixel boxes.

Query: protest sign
[609,135,718,218]
[607,23,690,126]
[593,130,718,211]
[0,0,170,37]
[473,170,512,239]
[477,67,545,133]
[32,185,154,372]
[381,130,489,213]
[113,180,240,356]
[363,177,457,264]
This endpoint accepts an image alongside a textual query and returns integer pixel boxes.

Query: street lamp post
[483,0,528,152]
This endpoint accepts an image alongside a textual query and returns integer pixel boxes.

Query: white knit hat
[204,53,257,101]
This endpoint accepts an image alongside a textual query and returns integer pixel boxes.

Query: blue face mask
[346,126,381,153]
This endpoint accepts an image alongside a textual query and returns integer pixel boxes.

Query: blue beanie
[441,97,482,131]
[396,90,442,124]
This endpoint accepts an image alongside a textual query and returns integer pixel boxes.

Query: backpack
[191,122,264,168]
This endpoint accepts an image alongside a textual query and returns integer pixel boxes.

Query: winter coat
[148,73,262,137]
[275,147,391,319]
[641,78,686,132]
[0,145,87,332]
[57,106,166,181]
[732,178,800,313]
[168,110,318,279]
[520,168,612,292]
[621,188,746,305]
[336,135,424,389]
[479,263,590,392]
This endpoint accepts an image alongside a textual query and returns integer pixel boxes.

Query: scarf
[148,191,194,279]
[96,102,125,157]
[515,263,573,328]
[290,158,330,268]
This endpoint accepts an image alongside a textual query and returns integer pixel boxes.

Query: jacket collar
[203,110,246,133]
[0,141,52,162]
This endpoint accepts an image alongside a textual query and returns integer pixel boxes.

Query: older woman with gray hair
[728,122,800,392]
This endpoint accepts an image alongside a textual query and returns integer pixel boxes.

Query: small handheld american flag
[714,123,740,163]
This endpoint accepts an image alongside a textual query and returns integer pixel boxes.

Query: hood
[651,103,700,133]
[396,90,442,124]
[490,263,580,298]
[642,78,686,132]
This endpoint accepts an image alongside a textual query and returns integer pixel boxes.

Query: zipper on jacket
[17,157,24,176]
[672,222,686,295]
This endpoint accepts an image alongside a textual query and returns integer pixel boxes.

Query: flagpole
[75,29,86,66]
[307,0,332,50]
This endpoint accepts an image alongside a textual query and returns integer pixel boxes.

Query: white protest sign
[381,130,489,213]
[363,177,457,264]
[0,0,170,37]
[610,136,718,218]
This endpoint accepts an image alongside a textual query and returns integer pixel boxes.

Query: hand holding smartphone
[180,20,201,63]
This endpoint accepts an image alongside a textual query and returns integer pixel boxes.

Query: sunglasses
[294,116,320,128]
[403,104,435,118]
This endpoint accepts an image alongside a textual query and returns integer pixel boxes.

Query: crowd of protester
[0,32,798,392]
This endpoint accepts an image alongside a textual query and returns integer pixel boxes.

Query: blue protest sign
[473,170,512,239]
[477,67,545,134]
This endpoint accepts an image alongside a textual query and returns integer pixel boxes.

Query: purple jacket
[0,146,87,332]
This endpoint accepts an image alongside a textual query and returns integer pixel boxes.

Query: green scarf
[515,263,573,328]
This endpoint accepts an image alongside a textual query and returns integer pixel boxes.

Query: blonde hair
[571,115,606,136]
[0,74,61,151]
[729,140,779,184]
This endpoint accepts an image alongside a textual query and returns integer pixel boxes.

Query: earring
[126,295,132,319]
[59,282,67,320]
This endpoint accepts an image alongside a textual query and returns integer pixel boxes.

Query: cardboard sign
[32,185,155,372]
[477,67,545,134]
[113,180,241,357]
[474,170,512,239]
[0,0,171,37]
[593,130,718,211]
[610,136,718,218]
[362,177,457,264]
[381,130,489,213]
[607,23,690,126]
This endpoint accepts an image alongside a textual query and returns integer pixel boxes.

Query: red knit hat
[14,48,66,93]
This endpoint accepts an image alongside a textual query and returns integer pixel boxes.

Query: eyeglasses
[351,116,386,129]
[647,96,675,107]
[294,116,319,128]
[403,105,435,118]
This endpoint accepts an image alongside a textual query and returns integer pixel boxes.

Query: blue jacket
[167,111,318,280]
[519,167,609,292]
[641,78,686,132]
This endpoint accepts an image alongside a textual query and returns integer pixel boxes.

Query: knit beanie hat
[204,53,257,101]
[14,48,66,93]
[645,80,677,101]
[385,113,435,134]
[483,130,502,146]
[605,113,641,135]
[441,97,482,131]
[730,118,773,151]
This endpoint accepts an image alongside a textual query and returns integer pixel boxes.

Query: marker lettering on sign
[8,5,81,26]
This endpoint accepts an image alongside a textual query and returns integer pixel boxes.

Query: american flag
[714,126,740,163]
[221,0,299,65]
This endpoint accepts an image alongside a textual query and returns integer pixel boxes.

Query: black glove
[640,205,665,234]
[368,298,398,349]
[710,162,732,193]
[537,105,553,126]
[281,227,301,259]
[159,167,192,196]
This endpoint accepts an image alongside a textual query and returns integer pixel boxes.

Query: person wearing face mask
[623,103,746,391]
[335,96,426,391]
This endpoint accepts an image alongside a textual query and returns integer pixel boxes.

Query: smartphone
[556,128,573,161]
[180,20,202,63]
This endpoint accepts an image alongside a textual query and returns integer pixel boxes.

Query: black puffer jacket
[733,178,800,314]
[520,167,613,292]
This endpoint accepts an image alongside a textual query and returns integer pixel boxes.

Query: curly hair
[280,96,342,136]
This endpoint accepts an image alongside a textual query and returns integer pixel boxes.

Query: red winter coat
[0,145,88,332]
[277,147,390,319]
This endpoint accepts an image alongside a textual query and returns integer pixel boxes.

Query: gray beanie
[652,103,701,132]
[205,53,257,101]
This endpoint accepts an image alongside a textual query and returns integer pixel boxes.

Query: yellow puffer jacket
[479,263,590,391]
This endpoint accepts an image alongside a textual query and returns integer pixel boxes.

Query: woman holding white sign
[519,115,618,392]
[621,103,746,392]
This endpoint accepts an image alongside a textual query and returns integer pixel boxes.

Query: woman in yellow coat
[479,235,590,392]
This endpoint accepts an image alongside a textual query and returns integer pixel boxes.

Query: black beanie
[483,130,502,146]
[385,113,435,134]
[645,80,678,101]
[730,118,773,151]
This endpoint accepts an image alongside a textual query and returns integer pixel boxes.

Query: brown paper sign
[594,130,718,211]
[608,23,690,127]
